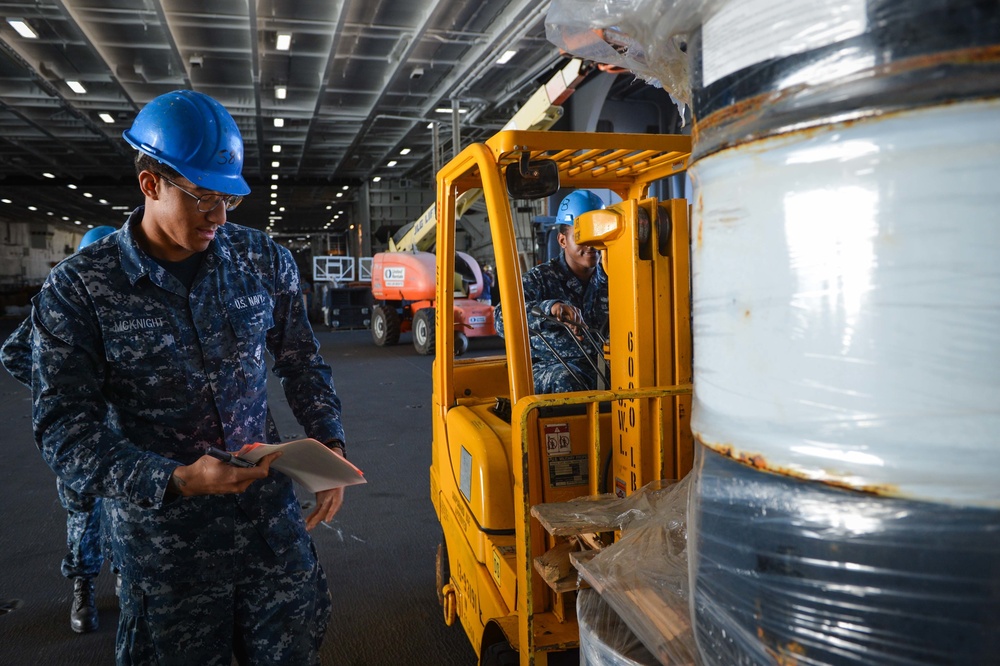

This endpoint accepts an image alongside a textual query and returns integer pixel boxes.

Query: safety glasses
[158,174,244,213]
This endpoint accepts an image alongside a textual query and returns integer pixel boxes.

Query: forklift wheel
[481,641,518,666]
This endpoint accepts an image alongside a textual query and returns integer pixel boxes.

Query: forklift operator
[495,190,609,393]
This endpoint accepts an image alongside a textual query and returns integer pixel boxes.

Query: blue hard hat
[123,90,250,196]
[78,225,116,251]
[557,191,604,225]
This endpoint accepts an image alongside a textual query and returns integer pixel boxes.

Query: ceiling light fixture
[276,33,292,51]
[387,160,397,167]
[372,176,381,183]
[7,18,38,39]
[99,113,115,124]
[271,184,278,190]
[275,85,287,100]
[336,192,343,198]
[271,161,280,168]
[271,174,279,180]
[342,185,349,191]
[272,144,282,153]
[66,80,87,94]
[42,172,55,179]
[434,107,467,114]
[399,148,411,155]
[273,118,284,127]
[496,49,518,65]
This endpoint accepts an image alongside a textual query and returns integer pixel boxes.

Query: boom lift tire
[413,308,436,355]
[481,641,518,666]
[371,304,401,347]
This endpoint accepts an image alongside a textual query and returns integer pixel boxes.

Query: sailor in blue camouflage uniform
[1,224,118,634]
[495,191,609,393]
[28,90,346,665]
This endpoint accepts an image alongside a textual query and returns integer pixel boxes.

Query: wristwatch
[325,438,346,457]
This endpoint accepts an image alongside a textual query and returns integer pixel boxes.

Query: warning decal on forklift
[548,454,588,487]
[544,423,572,456]
[384,267,405,288]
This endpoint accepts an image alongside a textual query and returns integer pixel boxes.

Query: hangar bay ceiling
[0,0,574,237]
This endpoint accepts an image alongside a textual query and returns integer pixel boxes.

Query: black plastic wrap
[689,446,1000,665]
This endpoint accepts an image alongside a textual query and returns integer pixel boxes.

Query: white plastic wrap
[547,0,1000,155]
[578,589,659,666]
[691,97,1000,508]
[565,479,698,665]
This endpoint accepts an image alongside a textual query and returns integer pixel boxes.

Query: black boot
[70,577,98,633]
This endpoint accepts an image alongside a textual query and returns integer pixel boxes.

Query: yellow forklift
[429,130,694,665]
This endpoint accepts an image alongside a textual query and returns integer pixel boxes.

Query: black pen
[206,447,257,468]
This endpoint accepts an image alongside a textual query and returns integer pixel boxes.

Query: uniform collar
[118,206,233,285]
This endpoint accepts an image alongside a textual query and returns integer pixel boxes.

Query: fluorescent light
[276,33,292,51]
[275,85,287,100]
[399,148,411,155]
[67,184,78,189]
[66,80,87,94]
[271,161,280,168]
[28,206,37,211]
[426,122,434,129]
[271,184,278,190]
[99,113,115,124]
[336,192,343,198]
[434,107,467,114]
[273,118,284,127]
[7,18,38,39]
[342,185,349,191]
[496,49,518,65]
[387,160,397,167]
[372,176,381,183]
[0,199,11,204]
[271,174,279,180]
[42,172,55,179]
[272,144,282,153]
